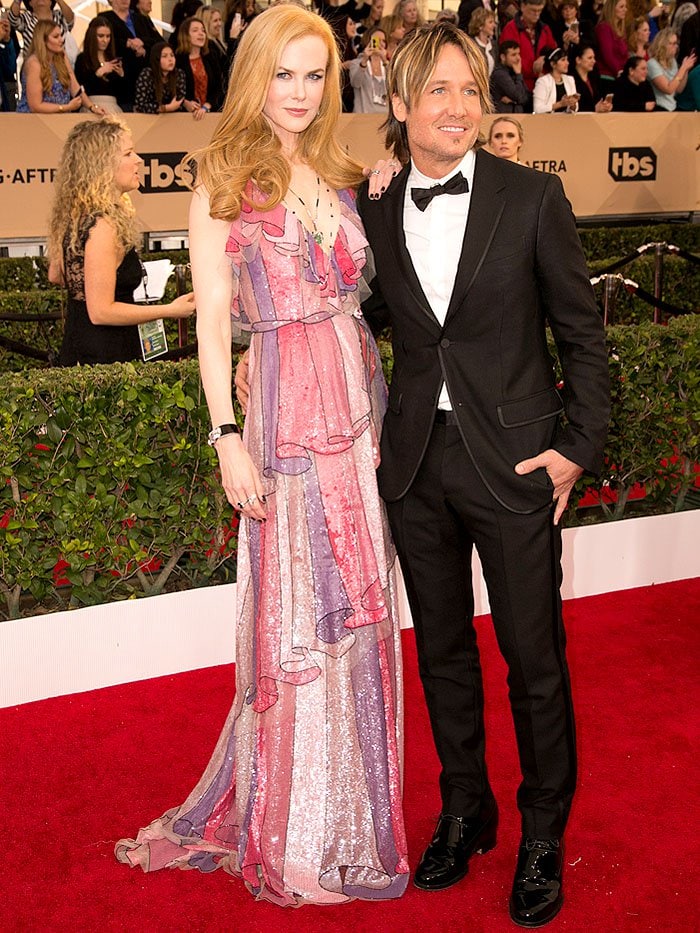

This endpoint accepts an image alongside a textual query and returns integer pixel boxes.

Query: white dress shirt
[404,149,475,410]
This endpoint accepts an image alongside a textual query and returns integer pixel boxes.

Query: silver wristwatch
[207,423,239,446]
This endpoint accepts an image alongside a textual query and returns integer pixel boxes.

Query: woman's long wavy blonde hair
[189,5,365,221]
[29,20,71,94]
[48,117,140,266]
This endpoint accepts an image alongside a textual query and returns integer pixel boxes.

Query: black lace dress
[59,215,143,366]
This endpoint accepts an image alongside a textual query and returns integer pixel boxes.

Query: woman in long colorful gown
[115,5,408,906]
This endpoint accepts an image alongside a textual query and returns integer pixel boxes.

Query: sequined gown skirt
[115,188,409,905]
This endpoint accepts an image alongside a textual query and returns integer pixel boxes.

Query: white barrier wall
[1,510,698,707]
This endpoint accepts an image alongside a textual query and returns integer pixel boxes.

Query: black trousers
[386,420,576,839]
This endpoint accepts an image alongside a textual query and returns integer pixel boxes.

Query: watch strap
[207,423,239,446]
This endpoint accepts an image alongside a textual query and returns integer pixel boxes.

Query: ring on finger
[236,500,245,509]
[370,169,382,175]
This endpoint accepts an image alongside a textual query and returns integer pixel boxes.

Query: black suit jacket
[357,148,610,514]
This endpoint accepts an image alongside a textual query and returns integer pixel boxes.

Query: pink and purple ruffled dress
[115,185,409,906]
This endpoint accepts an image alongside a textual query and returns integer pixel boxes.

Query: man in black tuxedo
[357,22,609,927]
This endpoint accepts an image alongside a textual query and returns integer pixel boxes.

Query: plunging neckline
[281,191,341,258]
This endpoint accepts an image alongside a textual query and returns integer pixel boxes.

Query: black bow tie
[410,172,469,212]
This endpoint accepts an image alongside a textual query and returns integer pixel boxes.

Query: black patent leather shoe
[414,801,498,891]
[509,837,564,927]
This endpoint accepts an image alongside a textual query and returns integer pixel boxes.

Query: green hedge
[0,358,242,620]
[0,252,190,293]
[572,317,699,521]
[1,318,698,620]
[0,283,189,372]
[1,225,696,367]
[577,223,699,261]
[0,290,65,369]
[0,223,697,291]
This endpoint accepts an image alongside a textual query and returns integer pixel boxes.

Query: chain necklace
[287,174,330,247]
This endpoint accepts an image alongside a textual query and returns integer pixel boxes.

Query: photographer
[347,23,388,112]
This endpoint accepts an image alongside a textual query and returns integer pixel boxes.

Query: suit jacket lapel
[382,167,442,330]
[443,149,507,328]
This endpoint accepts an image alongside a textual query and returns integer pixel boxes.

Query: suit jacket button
[440,338,451,348]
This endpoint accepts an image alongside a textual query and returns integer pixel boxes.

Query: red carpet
[2,580,698,932]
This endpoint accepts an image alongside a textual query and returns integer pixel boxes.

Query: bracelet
[59,104,64,112]
[207,423,239,446]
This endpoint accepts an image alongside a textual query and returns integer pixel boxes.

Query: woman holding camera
[74,15,126,113]
[571,43,614,111]
[348,24,388,112]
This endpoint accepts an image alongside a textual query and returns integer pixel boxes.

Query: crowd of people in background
[488,0,697,111]
[1,0,698,113]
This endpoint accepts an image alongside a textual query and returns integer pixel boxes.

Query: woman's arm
[183,97,206,118]
[55,0,75,28]
[48,259,65,286]
[67,57,104,114]
[564,75,579,112]
[84,217,195,324]
[8,1,22,30]
[190,190,235,430]
[190,187,266,520]
[348,56,365,89]
[648,55,695,95]
[74,53,89,87]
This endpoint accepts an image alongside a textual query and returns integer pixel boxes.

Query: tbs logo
[139,152,194,193]
[608,148,657,182]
